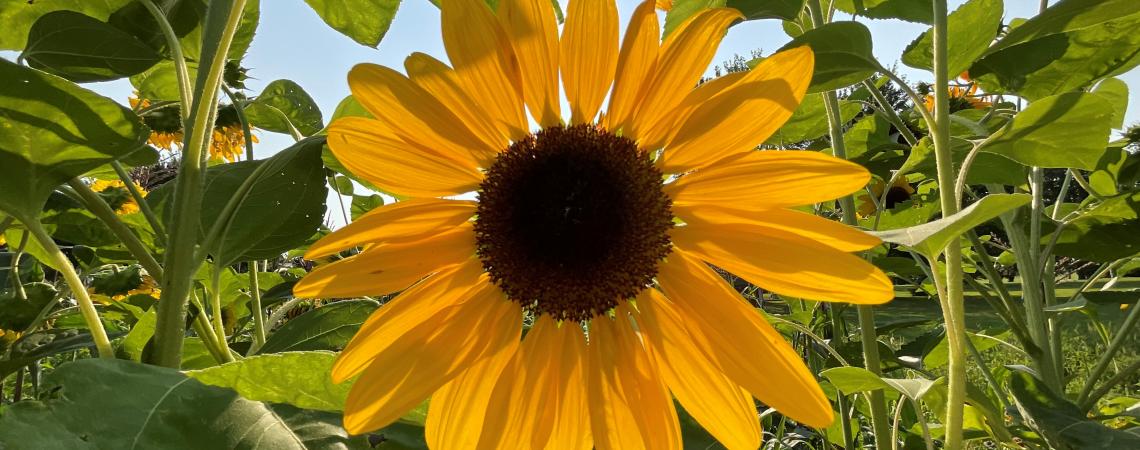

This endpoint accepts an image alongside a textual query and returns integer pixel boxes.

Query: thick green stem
[1078,298,1140,407]
[209,264,228,355]
[67,179,164,282]
[23,218,114,358]
[248,260,266,351]
[152,0,249,368]
[139,0,192,120]
[111,161,165,244]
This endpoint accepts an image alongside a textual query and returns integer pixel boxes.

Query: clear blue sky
[16,1,1140,227]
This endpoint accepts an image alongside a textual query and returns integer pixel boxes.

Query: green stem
[963,329,1013,412]
[998,205,1061,391]
[220,85,256,161]
[23,218,114,358]
[1080,359,1140,412]
[66,179,164,282]
[247,260,266,351]
[10,231,28,299]
[209,264,228,355]
[111,161,165,244]
[139,0,192,120]
[862,79,919,146]
[1078,296,1140,407]
[189,292,228,364]
[152,0,249,368]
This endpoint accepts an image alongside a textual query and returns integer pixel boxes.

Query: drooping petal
[327,118,483,198]
[658,46,814,172]
[426,334,519,450]
[656,250,834,427]
[441,0,529,140]
[342,281,522,434]
[636,289,761,450]
[293,224,476,300]
[331,260,485,383]
[560,0,619,124]
[671,222,894,304]
[602,0,658,134]
[498,0,561,127]
[587,313,681,450]
[347,64,494,167]
[664,150,870,209]
[675,204,881,252]
[405,52,507,163]
[629,9,742,142]
[306,198,476,259]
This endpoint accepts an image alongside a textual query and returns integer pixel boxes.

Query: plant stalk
[139,0,192,120]
[66,179,164,282]
[111,161,166,244]
[248,260,267,350]
[1078,297,1140,407]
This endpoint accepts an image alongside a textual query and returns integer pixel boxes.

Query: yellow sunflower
[129,95,256,163]
[923,82,992,113]
[296,0,894,448]
[90,179,146,215]
[856,176,917,218]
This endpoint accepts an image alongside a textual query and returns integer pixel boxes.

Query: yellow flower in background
[857,176,917,218]
[924,82,992,113]
[295,0,893,447]
[90,179,147,215]
[129,95,256,163]
[88,274,161,304]
[129,95,185,151]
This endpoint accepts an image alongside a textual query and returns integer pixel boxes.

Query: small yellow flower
[129,95,256,163]
[90,179,147,215]
[857,176,917,218]
[924,82,992,113]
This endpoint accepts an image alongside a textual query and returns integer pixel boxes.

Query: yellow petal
[658,46,815,171]
[347,64,493,167]
[629,9,742,142]
[636,289,761,450]
[664,150,871,209]
[588,314,681,450]
[602,0,659,134]
[342,281,522,434]
[544,324,592,450]
[405,52,507,163]
[426,333,519,450]
[498,0,561,127]
[560,0,618,124]
[327,117,482,198]
[671,222,893,304]
[675,204,881,252]
[636,70,746,151]
[441,0,529,140]
[293,224,475,299]
[331,260,485,383]
[306,198,476,259]
[656,250,834,427]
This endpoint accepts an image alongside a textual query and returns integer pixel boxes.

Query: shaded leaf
[1010,371,1140,449]
[778,21,878,92]
[725,0,805,21]
[258,299,379,354]
[21,11,161,82]
[0,0,134,50]
[1051,191,1140,262]
[901,0,1002,76]
[986,0,1140,54]
[834,0,932,24]
[245,79,325,137]
[0,283,56,331]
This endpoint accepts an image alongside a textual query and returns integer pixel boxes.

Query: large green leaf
[0,0,134,50]
[898,137,1026,186]
[1009,371,1140,449]
[244,79,325,137]
[0,358,361,449]
[981,92,1113,170]
[186,351,350,412]
[1051,191,1140,262]
[303,0,401,47]
[985,0,1140,54]
[900,0,1002,76]
[833,0,932,24]
[873,194,1032,256]
[258,299,379,354]
[764,95,860,145]
[725,0,805,21]
[176,0,260,62]
[0,283,56,331]
[778,21,878,92]
[1093,78,1129,129]
[131,60,200,102]
[21,11,161,82]
[0,59,148,219]
[821,366,943,400]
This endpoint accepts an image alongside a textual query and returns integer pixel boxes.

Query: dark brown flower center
[474,124,673,322]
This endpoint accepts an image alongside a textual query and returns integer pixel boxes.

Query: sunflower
[89,179,146,215]
[295,0,894,448]
[923,82,992,113]
[129,95,256,162]
[856,176,917,218]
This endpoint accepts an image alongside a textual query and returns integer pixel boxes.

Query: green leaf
[764,95,861,144]
[20,11,161,83]
[0,328,118,378]
[186,351,351,412]
[0,58,148,219]
[986,0,1140,54]
[1009,371,1140,449]
[244,79,325,137]
[176,0,260,62]
[663,0,725,37]
[725,0,806,21]
[131,60,199,102]
[303,0,401,47]
[0,282,56,331]
[834,0,932,24]
[1093,78,1129,129]
[900,0,1002,76]
[898,137,1026,186]
[0,358,357,449]
[351,194,386,220]
[328,95,374,123]
[981,92,1114,170]
[778,21,878,92]
[0,0,134,50]
[821,366,943,400]
[873,194,1032,256]
[1051,191,1140,262]
[258,299,379,354]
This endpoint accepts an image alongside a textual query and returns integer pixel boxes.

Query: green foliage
[21,11,161,82]
[1051,191,1140,262]
[186,351,350,411]
[833,0,932,24]
[303,0,402,48]
[901,0,1002,77]
[1009,371,1140,449]
[244,79,325,137]
[874,194,1031,256]
[981,92,1114,170]
[778,21,878,93]
[0,283,56,331]
[257,299,379,354]
[725,0,805,21]
[0,0,135,50]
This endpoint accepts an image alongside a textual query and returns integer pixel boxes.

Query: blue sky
[12,1,1139,226]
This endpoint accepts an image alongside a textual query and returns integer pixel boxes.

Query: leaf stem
[66,179,164,282]
[248,260,266,351]
[9,231,29,300]
[1078,294,1140,408]
[138,0,192,121]
[111,161,165,244]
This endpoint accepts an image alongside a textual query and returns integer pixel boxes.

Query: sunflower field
[1,0,1139,449]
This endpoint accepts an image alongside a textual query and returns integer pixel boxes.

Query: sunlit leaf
[244,79,325,137]
[257,299,379,354]
[765,95,860,145]
[186,351,350,412]
[901,0,1002,77]
[0,0,134,50]
[981,92,1114,170]
[873,194,1032,256]
[1092,78,1129,129]
[303,0,401,47]
[986,0,1140,54]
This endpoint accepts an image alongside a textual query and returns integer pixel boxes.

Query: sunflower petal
[441,0,529,139]
[560,0,619,124]
[347,64,492,167]
[342,281,522,434]
[294,224,475,300]
[629,9,742,143]
[664,150,870,209]
[659,46,814,171]
[671,222,893,304]
[545,324,592,450]
[637,289,761,450]
[636,71,746,151]
[656,250,834,428]
[331,261,486,385]
[675,204,881,252]
[602,0,658,134]
[306,198,476,259]
[498,0,561,127]
[405,53,507,163]
[327,117,482,198]
[426,334,519,450]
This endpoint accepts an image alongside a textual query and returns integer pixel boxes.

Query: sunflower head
[857,176,916,218]
[90,179,146,215]
[925,83,992,113]
[210,104,255,163]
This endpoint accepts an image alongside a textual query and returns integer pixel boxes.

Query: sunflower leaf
[20,11,162,83]
[900,0,1003,76]
[980,92,1114,170]
[186,351,350,412]
[303,0,401,48]
[778,21,878,92]
[872,193,1032,257]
